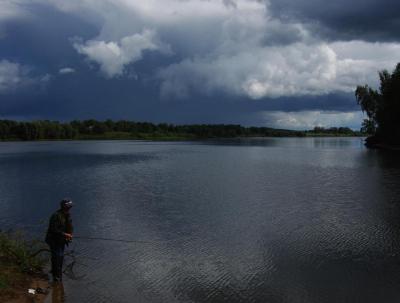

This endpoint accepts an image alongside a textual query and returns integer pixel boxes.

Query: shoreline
[364,136,400,151]
[0,269,50,303]
[0,232,51,303]
[0,134,365,143]
[365,143,400,151]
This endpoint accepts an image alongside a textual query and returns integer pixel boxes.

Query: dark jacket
[45,210,73,246]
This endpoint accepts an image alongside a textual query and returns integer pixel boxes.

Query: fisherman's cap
[60,198,73,208]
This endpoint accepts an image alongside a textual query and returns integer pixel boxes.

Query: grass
[0,274,9,289]
[0,231,48,300]
[0,231,46,272]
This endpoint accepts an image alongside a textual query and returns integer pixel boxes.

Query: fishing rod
[72,235,155,244]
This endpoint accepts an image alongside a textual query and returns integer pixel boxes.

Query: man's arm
[65,215,73,241]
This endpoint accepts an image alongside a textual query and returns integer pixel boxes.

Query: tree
[356,63,400,144]
[360,119,376,135]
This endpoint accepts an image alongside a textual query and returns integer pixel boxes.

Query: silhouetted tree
[356,63,400,144]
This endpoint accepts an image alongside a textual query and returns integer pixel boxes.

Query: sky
[0,0,399,130]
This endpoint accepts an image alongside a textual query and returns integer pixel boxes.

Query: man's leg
[50,246,57,279]
[50,244,65,282]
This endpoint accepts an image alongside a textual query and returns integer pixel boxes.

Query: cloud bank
[159,42,399,100]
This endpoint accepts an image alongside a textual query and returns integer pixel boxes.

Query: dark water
[1,138,400,303]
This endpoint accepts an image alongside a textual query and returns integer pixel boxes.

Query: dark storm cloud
[1,63,359,125]
[269,0,400,42]
[0,4,97,72]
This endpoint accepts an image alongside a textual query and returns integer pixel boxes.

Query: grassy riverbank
[0,231,49,302]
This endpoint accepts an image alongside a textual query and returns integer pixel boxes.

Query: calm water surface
[1,138,400,303]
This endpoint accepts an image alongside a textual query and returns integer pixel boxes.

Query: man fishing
[45,199,74,282]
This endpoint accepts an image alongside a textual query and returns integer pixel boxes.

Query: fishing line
[63,236,159,279]
[73,235,155,244]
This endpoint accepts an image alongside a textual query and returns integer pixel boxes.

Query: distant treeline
[305,127,362,136]
[0,119,362,141]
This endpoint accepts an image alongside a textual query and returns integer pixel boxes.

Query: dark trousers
[49,243,65,280]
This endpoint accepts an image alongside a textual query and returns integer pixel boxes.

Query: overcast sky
[0,0,399,129]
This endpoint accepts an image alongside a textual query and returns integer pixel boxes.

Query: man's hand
[64,233,73,241]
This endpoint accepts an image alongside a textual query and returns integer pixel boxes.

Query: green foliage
[0,275,9,289]
[0,119,310,140]
[0,120,78,141]
[0,119,364,140]
[0,231,46,273]
[306,127,361,136]
[360,119,376,135]
[356,62,400,141]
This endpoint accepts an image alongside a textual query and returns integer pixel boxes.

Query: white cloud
[59,67,75,74]
[262,110,365,130]
[0,0,29,21]
[0,0,33,38]
[74,29,166,77]
[0,60,29,93]
[0,60,50,93]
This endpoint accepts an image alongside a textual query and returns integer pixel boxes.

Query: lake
[1,138,400,303]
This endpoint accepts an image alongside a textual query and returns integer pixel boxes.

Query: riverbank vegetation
[0,231,48,302]
[304,127,361,137]
[356,62,400,148]
[0,119,363,141]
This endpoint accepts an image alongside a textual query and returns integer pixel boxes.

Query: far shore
[0,120,365,142]
[0,133,366,143]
